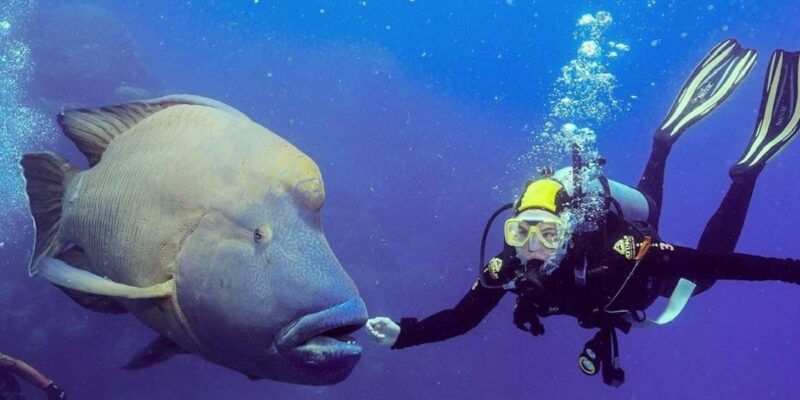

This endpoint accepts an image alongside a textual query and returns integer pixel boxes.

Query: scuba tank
[550,167,652,225]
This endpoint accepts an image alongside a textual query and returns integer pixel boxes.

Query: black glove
[513,296,545,336]
[44,382,67,400]
[500,242,517,260]
[480,243,523,287]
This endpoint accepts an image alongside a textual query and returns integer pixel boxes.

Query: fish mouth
[275,298,367,373]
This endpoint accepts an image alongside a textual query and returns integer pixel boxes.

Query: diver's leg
[700,49,800,253]
[692,176,759,294]
[636,138,671,229]
[649,245,800,285]
[637,39,757,228]
[692,49,800,295]
[696,174,758,254]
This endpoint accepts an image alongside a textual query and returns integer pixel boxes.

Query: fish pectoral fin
[38,257,173,299]
[243,373,262,381]
[57,247,128,314]
[123,336,187,370]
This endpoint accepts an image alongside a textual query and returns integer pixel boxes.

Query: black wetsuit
[394,138,800,349]
[393,217,800,349]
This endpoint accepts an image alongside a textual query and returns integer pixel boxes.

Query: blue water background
[2,0,800,399]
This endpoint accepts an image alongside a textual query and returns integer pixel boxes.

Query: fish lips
[275,297,368,378]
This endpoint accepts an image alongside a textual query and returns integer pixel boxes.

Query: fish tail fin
[19,152,77,276]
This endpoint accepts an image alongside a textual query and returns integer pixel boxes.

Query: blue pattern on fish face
[175,194,365,384]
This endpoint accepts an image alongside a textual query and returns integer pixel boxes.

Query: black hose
[479,203,514,270]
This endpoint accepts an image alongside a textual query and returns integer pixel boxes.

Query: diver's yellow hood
[516,178,565,214]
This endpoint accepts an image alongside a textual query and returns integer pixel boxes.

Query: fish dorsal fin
[58,94,249,166]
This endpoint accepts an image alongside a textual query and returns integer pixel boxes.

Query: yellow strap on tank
[518,179,563,213]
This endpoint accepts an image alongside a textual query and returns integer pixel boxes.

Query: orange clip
[634,236,652,261]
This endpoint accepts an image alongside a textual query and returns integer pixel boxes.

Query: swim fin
[730,49,800,176]
[657,39,758,143]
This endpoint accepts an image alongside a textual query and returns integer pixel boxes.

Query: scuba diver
[366,39,800,387]
[0,353,66,400]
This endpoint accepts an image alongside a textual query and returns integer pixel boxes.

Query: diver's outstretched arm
[368,247,518,349]
[389,280,506,349]
[647,245,800,285]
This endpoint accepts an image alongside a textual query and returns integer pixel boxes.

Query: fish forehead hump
[98,104,325,213]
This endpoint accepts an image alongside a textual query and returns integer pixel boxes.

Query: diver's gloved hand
[501,242,519,263]
[365,317,400,347]
[513,297,545,336]
[514,315,545,336]
[44,382,67,400]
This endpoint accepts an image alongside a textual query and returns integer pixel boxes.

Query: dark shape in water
[25,3,159,106]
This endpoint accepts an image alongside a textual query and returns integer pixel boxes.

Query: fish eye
[254,226,272,244]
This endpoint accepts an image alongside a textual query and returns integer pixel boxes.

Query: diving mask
[504,210,565,250]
